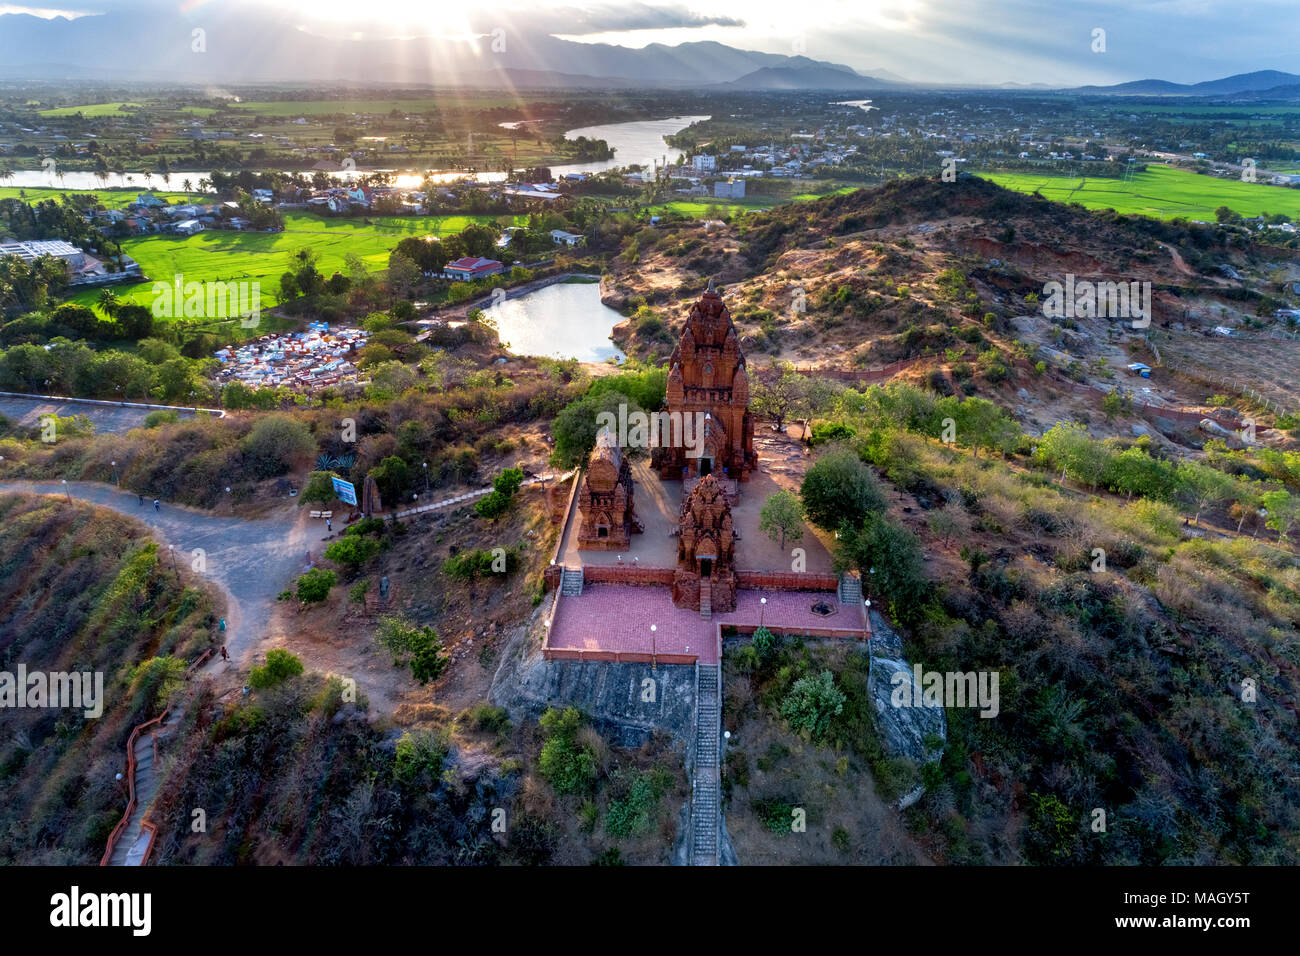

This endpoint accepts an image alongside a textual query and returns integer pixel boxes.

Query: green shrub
[348,579,369,604]
[780,670,846,742]
[248,648,304,689]
[324,534,381,570]
[128,656,187,712]
[474,489,511,519]
[538,707,599,795]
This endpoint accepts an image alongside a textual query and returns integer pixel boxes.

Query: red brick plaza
[546,585,866,665]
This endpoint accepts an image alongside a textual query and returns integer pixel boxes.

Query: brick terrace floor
[547,585,861,665]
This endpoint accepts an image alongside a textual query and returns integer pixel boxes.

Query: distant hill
[1072,70,1300,96]
[716,64,897,91]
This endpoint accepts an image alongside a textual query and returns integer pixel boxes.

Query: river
[1,115,709,191]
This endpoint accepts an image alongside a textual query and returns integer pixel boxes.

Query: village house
[443,256,504,281]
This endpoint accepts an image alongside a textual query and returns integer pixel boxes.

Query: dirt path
[0,480,313,671]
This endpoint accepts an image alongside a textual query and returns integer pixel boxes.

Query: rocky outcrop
[868,609,946,775]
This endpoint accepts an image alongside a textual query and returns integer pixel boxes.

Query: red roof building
[443,256,505,281]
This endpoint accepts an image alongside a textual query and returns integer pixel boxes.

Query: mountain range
[0,11,1296,97]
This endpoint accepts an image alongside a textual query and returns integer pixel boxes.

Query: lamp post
[61,478,70,503]
[225,486,232,514]
[422,461,429,492]
[650,624,657,669]
[759,595,767,628]
[168,544,177,572]
[111,460,118,486]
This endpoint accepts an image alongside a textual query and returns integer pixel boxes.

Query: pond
[486,279,625,364]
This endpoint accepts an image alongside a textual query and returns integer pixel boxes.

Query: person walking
[153,498,160,512]
[327,517,332,533]
[220,645,229,662]
[138,494,144,506]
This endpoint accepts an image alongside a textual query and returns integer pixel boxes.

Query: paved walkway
[0,481,311,668]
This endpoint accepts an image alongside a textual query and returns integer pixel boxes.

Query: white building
[693,154,717,172]
[713,179,745,199]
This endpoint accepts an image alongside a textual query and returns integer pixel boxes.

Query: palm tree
[182,178,194,193]
[0,163,12,185]
[97,288,120,316]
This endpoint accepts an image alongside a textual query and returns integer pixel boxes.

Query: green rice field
[67,211,524,314]
[980,164,1300,221]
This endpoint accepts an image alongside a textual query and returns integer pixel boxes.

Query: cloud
[522,3,745,35]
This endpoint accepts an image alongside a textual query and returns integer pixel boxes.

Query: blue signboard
[331,476,357,506]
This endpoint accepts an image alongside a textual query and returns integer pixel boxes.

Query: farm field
[67,211,526,314]
[36,100,218,117]
[980,164,1300,220]
[229,95,568,116]
[0,186,206,207]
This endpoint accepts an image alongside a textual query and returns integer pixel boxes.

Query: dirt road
[0,480,313,669]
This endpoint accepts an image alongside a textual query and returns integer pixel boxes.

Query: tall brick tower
[652,279,758,481]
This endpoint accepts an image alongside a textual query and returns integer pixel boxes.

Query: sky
[4,0,1299,86]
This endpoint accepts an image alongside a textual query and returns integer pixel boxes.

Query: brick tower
[672,473,737,615]
[652,279,758,481]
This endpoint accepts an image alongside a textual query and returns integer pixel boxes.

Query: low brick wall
[735,570,839,591]
[726,621,865,641]
[583,565,676,586]
[542,647,697,664]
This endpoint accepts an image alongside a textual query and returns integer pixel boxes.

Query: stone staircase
[560,567,584,597]
[699,578,712,620]
[838,571,862,605]
[691,664,720,866]
[108,709,183,866]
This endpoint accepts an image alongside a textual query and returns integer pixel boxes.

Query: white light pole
[650,624,657,669]
[61,478,70,503]
[111,459,118,485]
[759,595,767,628]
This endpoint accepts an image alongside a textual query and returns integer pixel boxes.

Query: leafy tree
[840,513,927,623]
[751,361,808,431]
[1260,489,1300,543]
[370,455,412,504]
[800,447,886,532]
[1035,422,1113,488]
[759,489,805,550]
[1174,461,1238,525]
[551,389,640,468]
[249,648,304,689]
[301,470,340,506]
[296,567,335,603]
